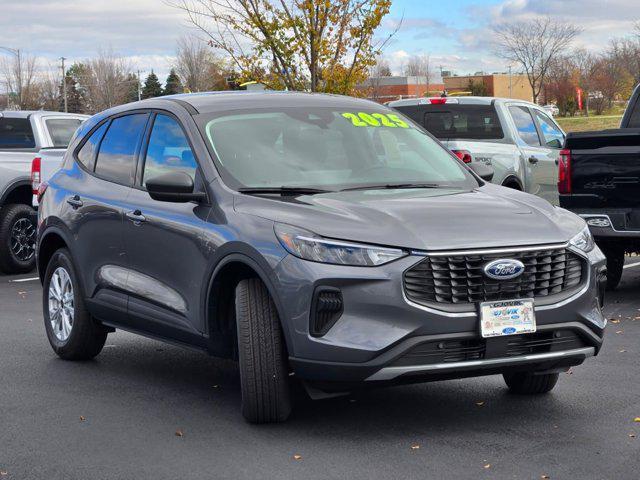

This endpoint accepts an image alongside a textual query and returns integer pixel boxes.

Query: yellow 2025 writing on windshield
[341,112,410,129]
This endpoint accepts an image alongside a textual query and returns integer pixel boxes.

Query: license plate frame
[479,299,536,338]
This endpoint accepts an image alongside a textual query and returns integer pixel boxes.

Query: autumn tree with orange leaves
[169,0,396,94]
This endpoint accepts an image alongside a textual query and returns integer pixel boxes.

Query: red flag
[577,87,583,110]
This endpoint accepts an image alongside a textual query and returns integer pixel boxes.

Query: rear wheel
[235,278,291,423]
[503,372,559,394]
[0,204,37,274]
[599,243,624,291]
[43,248,107,360]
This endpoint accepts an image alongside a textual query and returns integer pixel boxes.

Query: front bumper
[273,244,607,385]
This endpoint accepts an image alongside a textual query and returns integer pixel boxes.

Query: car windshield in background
[0,117,35,149]
[45,118,83,148]
[199,107,475,191]
[397,104,504,140]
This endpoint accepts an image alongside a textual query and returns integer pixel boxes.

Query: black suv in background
[38,92,606,423]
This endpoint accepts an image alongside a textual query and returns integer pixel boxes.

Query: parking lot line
[8,276,40,283]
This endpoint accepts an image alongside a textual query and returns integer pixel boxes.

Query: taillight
[452,149,473,164]
[31,156,41,195]
[429,98,447,104]
[37,182,48,203]
[558,149,571,194]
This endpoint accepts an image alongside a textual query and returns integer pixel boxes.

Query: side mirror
[145,171,206,203]
[547,138,563,149]
[468,162,494,182]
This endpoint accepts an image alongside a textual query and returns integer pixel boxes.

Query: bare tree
[366,56,392,101]
[0,50,40,109]
[81,49,133,112]
[38,62,62,111]
[404,54,432,96]
[175,36,227,92]
[493,17,581,103]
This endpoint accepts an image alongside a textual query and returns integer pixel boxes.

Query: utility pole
[137,70,142,101]
[60,56,68,112]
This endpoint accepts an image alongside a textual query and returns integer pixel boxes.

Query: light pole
[60,56,68,112]
[0,46,20,109]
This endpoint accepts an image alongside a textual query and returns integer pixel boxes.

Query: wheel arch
[38,226,73,284]
[501,175,524,190]
[203,248,290,358]
[0,179,32,208]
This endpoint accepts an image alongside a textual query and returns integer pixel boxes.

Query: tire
[503,372,559,394]
[600,243,624,291]
[43,248,107,360]
[235,278,291,423]
[0,203,37,274]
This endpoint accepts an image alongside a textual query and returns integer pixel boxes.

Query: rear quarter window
[0,117,35,149]
[46,118,83,147]
[393,104,504,140]
[626,98,640,128]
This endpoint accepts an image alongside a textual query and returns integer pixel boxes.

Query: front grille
[390,330,585,367]
[404,247,584,308]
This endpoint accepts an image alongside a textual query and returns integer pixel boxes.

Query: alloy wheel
[10,217,36,262]
[48,267,75,341]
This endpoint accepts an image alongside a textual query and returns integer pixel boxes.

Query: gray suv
[37,92,607,423]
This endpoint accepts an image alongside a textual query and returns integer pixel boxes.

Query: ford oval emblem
[483,259,525,280]
[502,327,517,334]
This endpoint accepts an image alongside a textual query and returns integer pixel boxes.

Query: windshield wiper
[237,186,333,195]
[340,183,446,192]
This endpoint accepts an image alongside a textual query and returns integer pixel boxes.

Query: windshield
[198,106,476,191]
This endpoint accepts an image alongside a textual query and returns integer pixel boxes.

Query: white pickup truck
[389,97,566,206]
[0,111,87,273]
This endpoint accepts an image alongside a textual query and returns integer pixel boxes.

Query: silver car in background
[389,97,566,205]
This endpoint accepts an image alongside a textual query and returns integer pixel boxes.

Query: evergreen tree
[141,71,163,99]
[59,64,89,113]
[163,69,183,95]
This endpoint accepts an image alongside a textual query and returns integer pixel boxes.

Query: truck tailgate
[564,129,640,208]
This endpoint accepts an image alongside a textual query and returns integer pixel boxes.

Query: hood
[234,183,584,251]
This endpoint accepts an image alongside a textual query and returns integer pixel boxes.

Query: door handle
[555,158,559,166]
[126,210,146,224]
[528,156,539,165]
[66,195,83,208]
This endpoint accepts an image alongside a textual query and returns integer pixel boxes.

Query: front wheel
[235,278,291,423]
[0,203,37,274]
[43,248,107,360]
[503,372,559,394]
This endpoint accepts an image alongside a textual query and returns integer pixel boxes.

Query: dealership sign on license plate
[480,299,536,338]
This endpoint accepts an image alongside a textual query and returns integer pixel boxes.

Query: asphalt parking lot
[1,259,640,480]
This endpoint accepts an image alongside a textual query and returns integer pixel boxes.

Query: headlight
[274,223,407,266]
[570,225,595,253]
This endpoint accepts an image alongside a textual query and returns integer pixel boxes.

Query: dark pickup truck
[559,84,640,289]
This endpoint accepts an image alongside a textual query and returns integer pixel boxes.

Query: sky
[0,0,638,82]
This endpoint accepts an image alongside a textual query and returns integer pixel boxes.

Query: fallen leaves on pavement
[175,429,184,437]
[79,416,85,422]
[410,444,420,450]
[293,454,302,460]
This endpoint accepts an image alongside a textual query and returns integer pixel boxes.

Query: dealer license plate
[479,299,536,338]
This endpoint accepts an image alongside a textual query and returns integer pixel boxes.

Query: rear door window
[508,106,541,146]
[0,117,35,148]
[94,114,148,185]
[45,118,83,147]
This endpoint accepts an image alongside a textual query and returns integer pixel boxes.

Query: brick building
[358,76,445,103]
[443,74,533,102]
